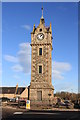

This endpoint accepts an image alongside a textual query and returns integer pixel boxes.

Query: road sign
[26,100,30,109]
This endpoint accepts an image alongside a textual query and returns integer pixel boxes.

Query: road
[1,107,80,120]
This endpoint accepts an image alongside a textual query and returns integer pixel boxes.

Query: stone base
[29,85,54,106]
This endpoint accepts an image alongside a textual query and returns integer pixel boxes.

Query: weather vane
[41,7,43,18]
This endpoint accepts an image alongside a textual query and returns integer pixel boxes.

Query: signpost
[26,100,30,109]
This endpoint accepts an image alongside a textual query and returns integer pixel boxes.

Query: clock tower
[30,8,54,105]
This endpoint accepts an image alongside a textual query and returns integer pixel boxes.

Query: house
[0,87,28,99]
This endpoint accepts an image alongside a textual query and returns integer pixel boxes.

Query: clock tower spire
[40,7,45,25]
[41,6,43,19]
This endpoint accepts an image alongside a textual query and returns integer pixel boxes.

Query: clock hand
[40,34,42,37]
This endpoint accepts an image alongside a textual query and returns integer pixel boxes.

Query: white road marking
[13,112,59,115]
[14,112,23,115]
[24,112,59,115]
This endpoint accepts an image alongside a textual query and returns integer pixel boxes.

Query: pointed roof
[40,7,45,24]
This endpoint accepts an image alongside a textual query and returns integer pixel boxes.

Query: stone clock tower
[30,8,54,105]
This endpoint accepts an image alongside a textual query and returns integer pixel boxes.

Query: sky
[1,0,79,2]
[2,2,78,93]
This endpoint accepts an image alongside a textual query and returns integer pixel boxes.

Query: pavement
[1,106,80,120]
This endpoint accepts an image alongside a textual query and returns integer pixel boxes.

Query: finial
[41,7,43,18]
[33,24,35,28]
[33,24,35,32]
[50,22,52,33]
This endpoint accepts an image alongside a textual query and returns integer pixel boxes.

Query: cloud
[12,64,23,72]
[21,25,31,30]
[13,75,20,80]
[17,42,31,73]
[54,83,75,93]
[4,55,18,63]
[52,70,64,80]
[52,61,71,80]
[4,42,31,74]
[53,61,71,71]
[4,43,71,79]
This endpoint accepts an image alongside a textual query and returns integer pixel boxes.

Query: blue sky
[2,2,78,93]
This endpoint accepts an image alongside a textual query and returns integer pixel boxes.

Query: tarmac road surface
[1,107,80,120]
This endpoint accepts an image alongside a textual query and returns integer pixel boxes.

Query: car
[55,100,74,109]
[18,100,26,108]
[74,100,80,109]
[9,98,16,102]
[64,100,71,105]
[55,102,66,108]
[1,97,10,102]
[60,102,66,106]
[64,100,74,109]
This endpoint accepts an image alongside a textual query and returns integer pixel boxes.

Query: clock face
[37,33,44,40]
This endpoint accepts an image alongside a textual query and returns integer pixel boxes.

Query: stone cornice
[30,43,52,46]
